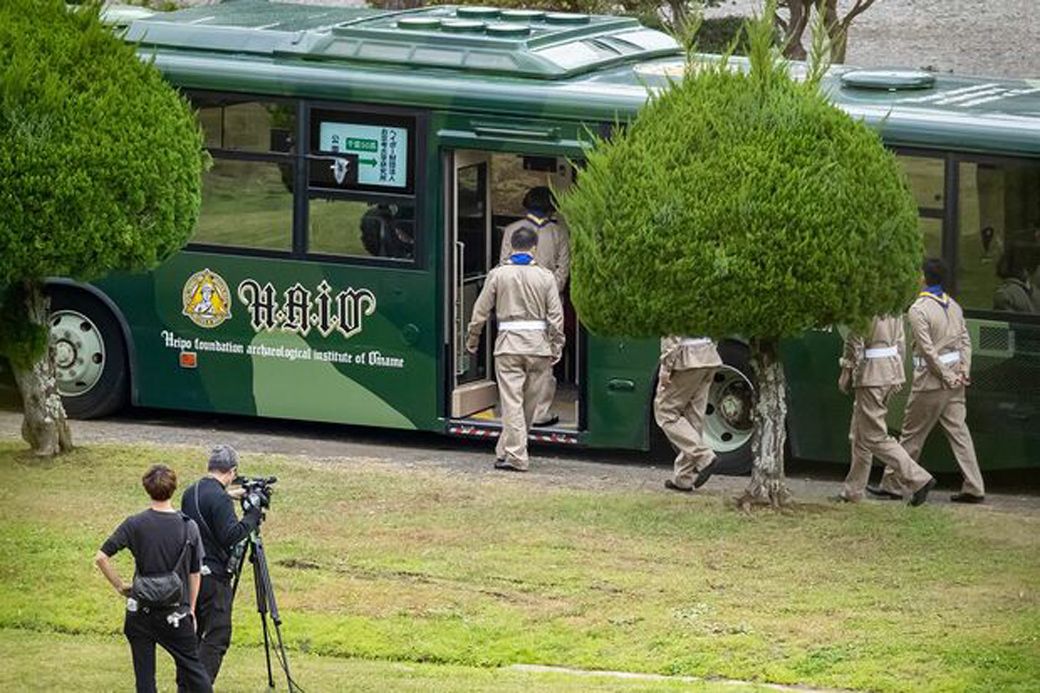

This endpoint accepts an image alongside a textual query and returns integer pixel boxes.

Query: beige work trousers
[495,353,551,470]
[532,368,556,425]
[880,386,985,497]
[654,367,717,489]
[843,385,932,500]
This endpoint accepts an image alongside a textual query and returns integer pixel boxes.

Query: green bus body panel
[783,325,1040,473]
[37,1,1031,470]
[95,252,438,432]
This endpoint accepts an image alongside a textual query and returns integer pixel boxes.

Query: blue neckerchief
[919,285,950,309]
[510,253,533,265]
[525,212,551,229]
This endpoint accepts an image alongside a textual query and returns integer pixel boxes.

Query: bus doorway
[447,149,582,432]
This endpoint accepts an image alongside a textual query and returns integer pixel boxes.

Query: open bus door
[449,151,497,417]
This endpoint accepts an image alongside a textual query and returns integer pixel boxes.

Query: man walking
[869,258,986,503]
[469,226,564,471]
[654,336,722,492]
[499,186,570,427]
[836,316,936,506]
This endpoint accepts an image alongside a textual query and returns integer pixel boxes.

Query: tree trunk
[11,282,73,457]
[738,338,792,509]
[780,0,810,60]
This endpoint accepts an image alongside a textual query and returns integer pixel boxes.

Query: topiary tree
[0,0,206,456]
[557,1,921,508]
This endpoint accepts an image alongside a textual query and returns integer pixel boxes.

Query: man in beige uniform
[499,187,570,427]
[869,258,986,503]
[836,315,936,506]
[654,336,722,492]
[468,226,564,471]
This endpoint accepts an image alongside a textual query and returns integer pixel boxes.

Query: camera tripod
[231,524,303,692]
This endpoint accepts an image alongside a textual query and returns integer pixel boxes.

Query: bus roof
[121,1,1040,158]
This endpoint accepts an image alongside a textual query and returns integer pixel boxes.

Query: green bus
[37,2,1040,473]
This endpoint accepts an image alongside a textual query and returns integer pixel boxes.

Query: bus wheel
[704,341,755,475]
[47,288,129,419]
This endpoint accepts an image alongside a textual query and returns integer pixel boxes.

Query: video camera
[234,475,277,512]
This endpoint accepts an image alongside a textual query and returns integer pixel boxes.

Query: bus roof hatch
[122,1,682,80]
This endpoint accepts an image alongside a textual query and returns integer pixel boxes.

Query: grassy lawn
[0,441,1037,692]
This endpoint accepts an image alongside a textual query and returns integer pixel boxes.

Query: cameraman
[181,445,263,683]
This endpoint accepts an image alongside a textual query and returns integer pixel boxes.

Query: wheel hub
[49,310,106,397]
[703,365,755,453]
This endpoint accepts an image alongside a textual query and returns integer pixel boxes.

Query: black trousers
[124,608,212,693]
[196,576,234,682]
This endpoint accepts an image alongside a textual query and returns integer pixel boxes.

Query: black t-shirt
[182,476,261,580]
[101,509,205,608]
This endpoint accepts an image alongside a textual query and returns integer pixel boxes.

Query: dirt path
[2,408,1037,513]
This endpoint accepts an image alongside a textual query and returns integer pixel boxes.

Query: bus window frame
[301,100,429,270]
[947,151,1040,325]
[184,90,300,259]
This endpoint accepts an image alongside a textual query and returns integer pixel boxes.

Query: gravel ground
[706,0,1040,78]
[161,0,1040,79]
[2,408,1037,513]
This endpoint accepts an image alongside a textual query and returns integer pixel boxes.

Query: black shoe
[950,492,984,504]
[494,459,526,472]
[664,479,693,493]
[533,414,560,427]
[866,484,903,501]
[909,478,937,507]
[693,459,719,489]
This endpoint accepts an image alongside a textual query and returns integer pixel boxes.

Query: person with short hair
[182,445,263,683]
[468,226,565,470]
[499,186,570,427]
[95,464,211,693]
[869,258,986,503]
[836,316,936,506]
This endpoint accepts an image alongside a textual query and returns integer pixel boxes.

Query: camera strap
[194,481,230,565]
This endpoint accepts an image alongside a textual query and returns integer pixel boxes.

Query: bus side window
[189,93,297,252]
[895,153,945,258]
[308,198,415,260]
[957,159,1040,314]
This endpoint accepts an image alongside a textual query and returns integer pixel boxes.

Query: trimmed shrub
[557,7,920,505]
[0,0,206,454]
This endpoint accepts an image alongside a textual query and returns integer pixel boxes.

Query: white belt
[499,320,546,331]
[914,352,960,368]
[864,346,898,359]
[680,337,711,346]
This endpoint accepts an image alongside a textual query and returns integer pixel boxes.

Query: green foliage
[694,16,748,54]
[557,9,920,340]
[0,0,205,292]
[0,285,47,370]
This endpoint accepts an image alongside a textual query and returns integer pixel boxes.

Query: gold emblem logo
[182,269,232,328]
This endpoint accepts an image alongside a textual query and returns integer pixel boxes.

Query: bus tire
[46,287,129,419]
[650,340,756,476]
[707,341,755,475]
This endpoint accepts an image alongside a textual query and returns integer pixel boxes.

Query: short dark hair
[207,444,238,473]
[522,186,555,214]
[922,257,947,287]
[142,464,177,501]
[510,226,538,251]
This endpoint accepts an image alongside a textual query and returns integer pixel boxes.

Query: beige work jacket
[500,215,570,290]
[908,292,972,392]
[840,315,906,388]
[466,260,565,358]
[659,336,722,375]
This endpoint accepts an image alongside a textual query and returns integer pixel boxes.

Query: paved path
[2,408,1037,513]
